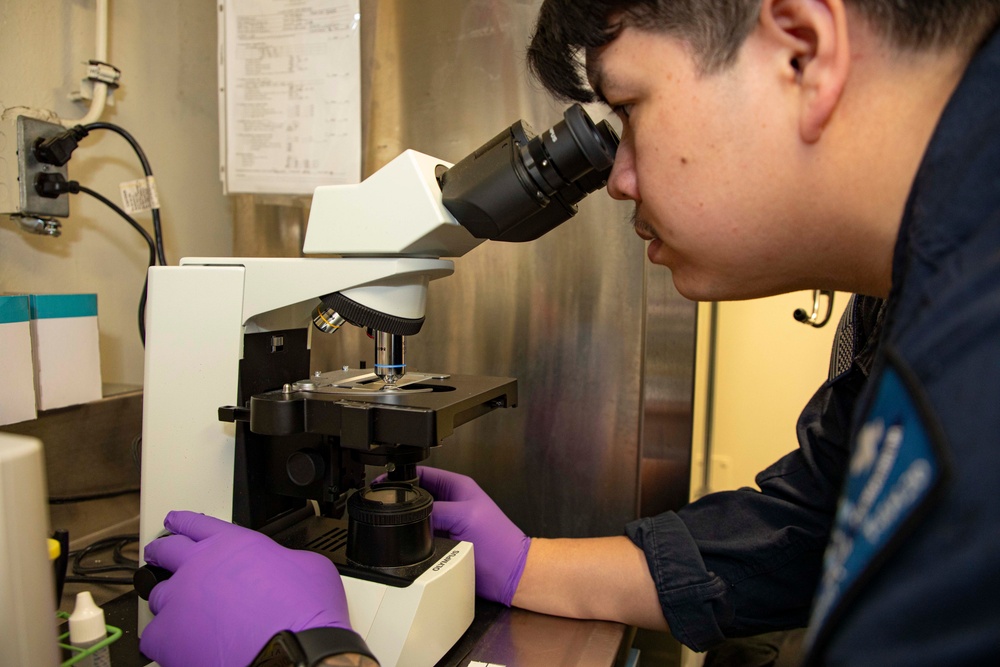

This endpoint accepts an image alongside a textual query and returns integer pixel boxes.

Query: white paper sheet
[219,0,361,195]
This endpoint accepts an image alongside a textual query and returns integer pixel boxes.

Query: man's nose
[606,137,637,201]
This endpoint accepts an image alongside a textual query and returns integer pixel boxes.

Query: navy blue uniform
[626,27,1000,665]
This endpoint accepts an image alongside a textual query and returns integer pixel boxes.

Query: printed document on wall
[219,0,360,194]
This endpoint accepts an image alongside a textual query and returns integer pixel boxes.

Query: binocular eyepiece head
[438,103,620,243]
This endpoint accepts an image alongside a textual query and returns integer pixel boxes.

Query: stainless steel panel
[640,273,697,517]
[238,0,697,538]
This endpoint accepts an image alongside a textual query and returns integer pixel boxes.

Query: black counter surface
[84,590,631,667]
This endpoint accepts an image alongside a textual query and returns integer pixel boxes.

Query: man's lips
[630,209,659,242]
[630,210,665,262]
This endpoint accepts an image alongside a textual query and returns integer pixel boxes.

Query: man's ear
[760,0,850,143]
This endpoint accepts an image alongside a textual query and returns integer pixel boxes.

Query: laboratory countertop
[86,591,633,667]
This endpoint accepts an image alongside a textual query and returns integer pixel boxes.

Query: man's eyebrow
[585,57,611,106]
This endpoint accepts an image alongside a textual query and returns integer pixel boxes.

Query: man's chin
[646,238,665,264]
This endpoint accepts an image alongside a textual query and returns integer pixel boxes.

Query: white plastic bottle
[68,591,112,667]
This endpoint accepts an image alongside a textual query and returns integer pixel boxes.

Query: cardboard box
[28,294,103,411]
[0,295,37,425]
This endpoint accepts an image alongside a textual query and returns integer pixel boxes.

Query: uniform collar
[889,26,1000,311]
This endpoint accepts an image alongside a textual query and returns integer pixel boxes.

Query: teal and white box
[0,295,37,425]
[28,294,103,411]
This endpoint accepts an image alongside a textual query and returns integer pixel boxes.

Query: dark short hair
[528,0,1000,102]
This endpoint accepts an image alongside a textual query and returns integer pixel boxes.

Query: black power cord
[78,185,156,344]
[35,173,156,344]
[81,122,167,266]
[33,121,168,345]
[65,534,140,586]
[34,122,167,265]
[49,487,142,504]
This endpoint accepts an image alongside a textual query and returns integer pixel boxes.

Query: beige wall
[692,292,849,494]
[0,0,231,387]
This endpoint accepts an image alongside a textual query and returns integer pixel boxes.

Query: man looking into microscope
[142,1,1000,665]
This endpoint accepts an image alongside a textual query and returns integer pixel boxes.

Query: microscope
[136,104,617,667]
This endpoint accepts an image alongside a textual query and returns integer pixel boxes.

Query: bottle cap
[69,591,107,643]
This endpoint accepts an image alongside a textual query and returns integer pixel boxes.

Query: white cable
[60,0,111,128]
[95,0,108,62]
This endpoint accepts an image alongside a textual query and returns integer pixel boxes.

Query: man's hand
[414,469,667,629]
[141,510,354,667]
[417,467,531,606]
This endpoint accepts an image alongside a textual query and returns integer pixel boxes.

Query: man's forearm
[511,536,669,631]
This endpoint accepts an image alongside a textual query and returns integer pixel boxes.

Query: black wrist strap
[249,628,378,667]
[295,628,378,666]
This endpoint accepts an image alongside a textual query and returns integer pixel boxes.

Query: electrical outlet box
[0,115,69,219]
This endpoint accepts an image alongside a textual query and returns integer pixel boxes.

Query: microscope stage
[221,370,517,449]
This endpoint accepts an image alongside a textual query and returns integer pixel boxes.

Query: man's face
[589,26,817,301]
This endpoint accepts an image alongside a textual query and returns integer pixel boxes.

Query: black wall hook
[793,290,835,328]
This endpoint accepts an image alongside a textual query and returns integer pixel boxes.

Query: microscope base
[272,515,475,667]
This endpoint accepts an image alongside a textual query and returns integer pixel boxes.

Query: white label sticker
[119,176,160,214]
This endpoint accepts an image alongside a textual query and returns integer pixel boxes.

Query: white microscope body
[139,151,484,667]
[138,104,617,667]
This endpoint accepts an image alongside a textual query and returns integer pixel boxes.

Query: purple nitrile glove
[416,466,531,606]
[141,510,354,667]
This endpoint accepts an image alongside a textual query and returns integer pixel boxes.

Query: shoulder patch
[805,347,950,655]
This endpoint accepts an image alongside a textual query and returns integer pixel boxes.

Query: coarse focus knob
[134,564,172,600]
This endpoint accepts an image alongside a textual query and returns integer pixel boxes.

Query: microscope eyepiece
[437,103,619,243]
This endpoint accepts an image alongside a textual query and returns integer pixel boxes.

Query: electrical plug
[32,125,89,167]
[34,172,80,198]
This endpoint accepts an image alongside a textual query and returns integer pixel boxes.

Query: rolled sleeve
[627,364,866,651]
[626,511,733,651]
